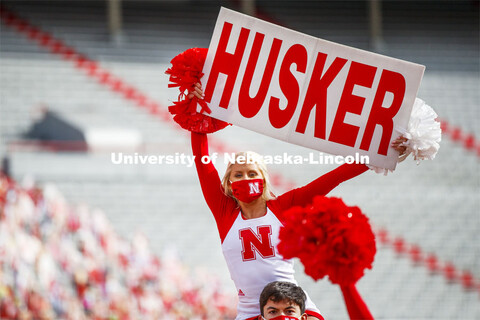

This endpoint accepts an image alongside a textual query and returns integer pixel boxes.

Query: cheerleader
[188,83,408,320]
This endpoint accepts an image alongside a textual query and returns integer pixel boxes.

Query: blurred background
[0,0,479,319]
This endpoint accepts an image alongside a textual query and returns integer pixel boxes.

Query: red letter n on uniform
[239,226,275,261]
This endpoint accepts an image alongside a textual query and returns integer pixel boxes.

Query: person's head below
[258,281,308,320]
[221,151,275,204]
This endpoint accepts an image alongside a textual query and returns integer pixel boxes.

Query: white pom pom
[399,98,442,163]
[368,98,441,175]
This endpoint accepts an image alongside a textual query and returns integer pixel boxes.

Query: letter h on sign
[239,226,275,261]
[204,22,250,109]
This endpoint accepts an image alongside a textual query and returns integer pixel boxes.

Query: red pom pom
[278,196,376,286]
[165,48,229,133]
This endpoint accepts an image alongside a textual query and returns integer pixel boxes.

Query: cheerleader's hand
[187,82,204,100]
[367,136,408,175]
[391,136,408,156]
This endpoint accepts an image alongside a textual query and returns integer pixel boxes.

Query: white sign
[201,7,425,169]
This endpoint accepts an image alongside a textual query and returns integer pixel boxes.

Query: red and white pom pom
[278,196,376,286]
[165,48,229,133]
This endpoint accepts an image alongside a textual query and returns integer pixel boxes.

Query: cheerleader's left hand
[391,136,408,156]
[187,82,204,100]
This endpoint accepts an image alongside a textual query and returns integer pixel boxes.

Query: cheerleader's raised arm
[273,162,369,210]
[191,131,239,240]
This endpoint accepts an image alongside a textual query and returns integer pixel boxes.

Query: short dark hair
[259,281,306,316]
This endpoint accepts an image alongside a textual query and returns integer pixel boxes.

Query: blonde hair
[221,151,276,202]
